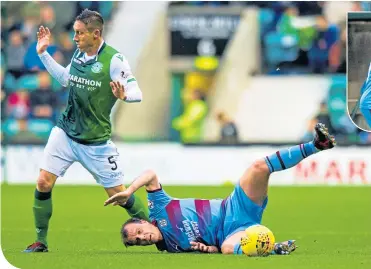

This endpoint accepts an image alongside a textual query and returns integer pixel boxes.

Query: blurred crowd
[1,1,370,145]
[171,1,369,74]
[1,1,116,143]
[169,1,371,145]
[258,1,350,75]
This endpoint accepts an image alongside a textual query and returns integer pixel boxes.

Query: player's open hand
[190,241,219,253]
[36,26,51,55]
[104,190,132,206]
[110,81,126,100]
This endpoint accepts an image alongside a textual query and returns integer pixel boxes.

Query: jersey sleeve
[38,51,71,87]
[147,185,172,220]
[110,53,142,102]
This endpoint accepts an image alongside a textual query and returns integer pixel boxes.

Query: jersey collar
[77,40,106,62]
[96,40,106,60]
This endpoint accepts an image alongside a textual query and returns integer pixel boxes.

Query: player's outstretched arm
[190,241,219,254]
[104,170,160,206]
[37,25,70,87]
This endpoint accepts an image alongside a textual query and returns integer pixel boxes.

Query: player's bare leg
[220,158,295,254]
[241,123,336,206]
[105,185,149,221]
[220,158,269,254]
[24,169,58,252]
[221,123,335,255]
[37,169,58,192]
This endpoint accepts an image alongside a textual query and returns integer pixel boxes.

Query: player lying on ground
[359,63,371,128]
[104,123,336,255]
[24,9,149,253]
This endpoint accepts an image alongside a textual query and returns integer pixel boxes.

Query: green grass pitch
[2,185,371,269]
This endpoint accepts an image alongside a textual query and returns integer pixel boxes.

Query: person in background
[24,34,64,72]
[59,31,76,66]
[276,4,316,67]
[328,22,346,74]
[1,69,7,122]
[5,28,27,79]
[308,15,339,73]
[215,111,239,144]
[19,2,41,46]
[6,89,30,120]
[30,72,58,122]
[302,101,335,141]
[276,4,299,38]
[172,89,208,143]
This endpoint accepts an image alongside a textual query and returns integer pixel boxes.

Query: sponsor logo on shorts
[109,171,123,179]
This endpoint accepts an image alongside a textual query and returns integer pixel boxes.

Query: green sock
[121,194,149,221]
[33,189,53,246]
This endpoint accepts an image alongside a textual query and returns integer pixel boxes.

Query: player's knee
[251,159,270,176]
[36,174,54,192]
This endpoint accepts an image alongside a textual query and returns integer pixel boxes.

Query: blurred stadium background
[1,1,371,269]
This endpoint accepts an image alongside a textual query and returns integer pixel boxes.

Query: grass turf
[2,185,371,269]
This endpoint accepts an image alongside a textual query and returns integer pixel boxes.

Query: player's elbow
[60,71,70,87]
[144,170,161,191]
[136,90,143,102]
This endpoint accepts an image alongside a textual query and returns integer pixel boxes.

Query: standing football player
[24,9,148,253]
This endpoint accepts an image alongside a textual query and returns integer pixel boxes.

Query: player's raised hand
[36,26,51,55]
[110,81,126,100]
[104,189,132,206]
[190,241,219,253]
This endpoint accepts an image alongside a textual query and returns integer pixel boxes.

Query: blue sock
[265,142,319,173]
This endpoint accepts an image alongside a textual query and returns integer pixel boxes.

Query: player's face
[73,21,95,52]
[124,221,161,246]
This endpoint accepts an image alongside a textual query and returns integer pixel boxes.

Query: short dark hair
[75,9,104,35]
[120,218,143,247]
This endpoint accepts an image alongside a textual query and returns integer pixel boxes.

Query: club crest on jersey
[91,62,103,73]
[159,219,167,227]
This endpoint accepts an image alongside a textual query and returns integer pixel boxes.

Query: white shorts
[40,126,124,188]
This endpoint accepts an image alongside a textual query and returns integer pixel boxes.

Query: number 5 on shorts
[108,156,117,170]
